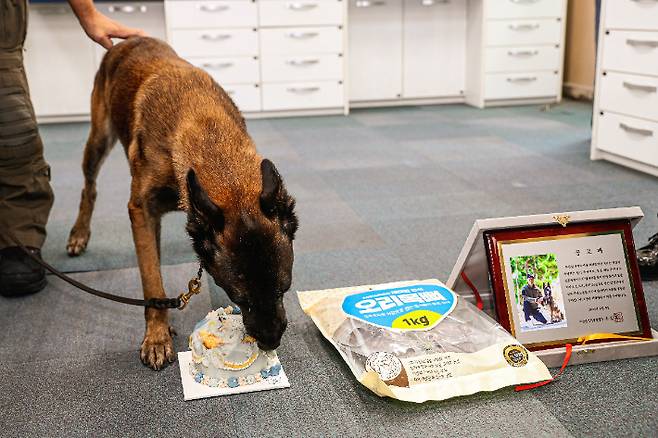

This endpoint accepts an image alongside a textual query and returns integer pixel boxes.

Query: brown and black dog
[66,37,298,370]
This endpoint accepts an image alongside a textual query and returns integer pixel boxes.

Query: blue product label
[341,283,458,331]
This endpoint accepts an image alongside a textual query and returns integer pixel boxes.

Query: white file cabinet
[591,0,658,177]
[165,0,261,112]
[259,0,346,113]
[349,0,466,105]
[465,0,567,108]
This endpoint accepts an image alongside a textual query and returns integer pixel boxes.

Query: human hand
[78,9,146,49]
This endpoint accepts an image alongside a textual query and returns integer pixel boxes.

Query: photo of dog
[509,254,568,333]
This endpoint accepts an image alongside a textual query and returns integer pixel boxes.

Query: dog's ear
[260,159,298,238]
[260,159,282,216]
[186,168,224,232]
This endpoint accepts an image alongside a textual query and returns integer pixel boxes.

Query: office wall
[563,0,596,100]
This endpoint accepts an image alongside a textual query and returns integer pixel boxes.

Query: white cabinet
[349,0,466,104]
[24,0,571,120]
[24,4,96,118]
[165,0,347,114]
[165,0,261,112]
[402,0,466,99]
[348,0,402,102]
[591,0,658,177]
[258,0,346,113]
[465,0,567,108]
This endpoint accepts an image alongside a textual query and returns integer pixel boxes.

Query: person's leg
[0,0,54,296]
[523,301,531,321]
[531,308,548,324]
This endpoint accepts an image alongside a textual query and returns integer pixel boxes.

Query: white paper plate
[178,351,290,401]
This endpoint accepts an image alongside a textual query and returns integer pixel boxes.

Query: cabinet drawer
[486,0,564,20]
[260,27,343,55]
[605,0,658,31]
[599,72,658,121]
[602,31,658,77]
[170,28,258,57]
[485,46,560,72]
[597,112,658,166]
[166,1,257,29]
[95,2,166,65]
[261,81,343,110]
[486,19,562,46]
[259,0,343,26]
[189,56,259,84]
[484,71,559,100]
[97,2,165,39]
[261,54,342,82]
[223,84,261,112]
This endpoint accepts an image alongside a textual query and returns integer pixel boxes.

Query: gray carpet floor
[2,100,657,437]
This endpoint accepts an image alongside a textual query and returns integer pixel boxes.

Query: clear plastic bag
[298,279,551,403]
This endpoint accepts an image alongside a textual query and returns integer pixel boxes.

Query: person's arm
[67,0,145,49]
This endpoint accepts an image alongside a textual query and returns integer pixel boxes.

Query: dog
[66,37,298,370]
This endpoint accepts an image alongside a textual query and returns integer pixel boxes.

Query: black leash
[7,233,203,310]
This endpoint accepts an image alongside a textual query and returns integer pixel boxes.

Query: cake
[188,306,282,388]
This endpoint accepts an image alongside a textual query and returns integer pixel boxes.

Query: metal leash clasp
[178,265,204,310]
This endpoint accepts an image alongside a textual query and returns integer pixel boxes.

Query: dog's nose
[257,338,280,351]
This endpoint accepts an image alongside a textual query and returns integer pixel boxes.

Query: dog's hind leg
[66,85,117,256]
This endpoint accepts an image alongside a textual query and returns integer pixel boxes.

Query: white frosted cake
[188,306,281,388]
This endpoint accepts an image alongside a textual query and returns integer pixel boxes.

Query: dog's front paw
[140,325,176,370]
[66,228,90,256]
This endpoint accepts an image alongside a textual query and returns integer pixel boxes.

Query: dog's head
[185,159,298,350]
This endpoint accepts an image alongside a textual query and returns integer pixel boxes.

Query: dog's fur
[66,37,298,370]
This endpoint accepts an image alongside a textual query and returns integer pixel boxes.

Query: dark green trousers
[0,0,54,249]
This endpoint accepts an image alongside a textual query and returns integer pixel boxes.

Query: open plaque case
[447,207,658,368]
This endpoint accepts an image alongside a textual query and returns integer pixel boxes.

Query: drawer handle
[420,0,450,5]
[201,33,232,41]
[286,58,320,66]
[287,87,320,94]
[198,4,229,12]
[286,31,319,39]
[287,2,318,11]
[506,76,537,83]
[202,62,234,69]
[620,122,653,137]
[507,49,539,56]
[355,0,387,7]
[626,39,658,48]
[623,81,657,93]
[108,5,147,13]
[508,23,540,31]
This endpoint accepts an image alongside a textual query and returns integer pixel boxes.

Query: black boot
[0,247,47,297]
[637,233,658,281]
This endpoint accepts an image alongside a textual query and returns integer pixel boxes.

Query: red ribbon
[460,271,484,310]
[515,343,573,391]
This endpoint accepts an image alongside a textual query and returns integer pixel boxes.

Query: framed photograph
[484,219,652,350]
